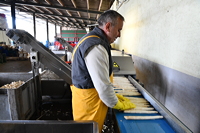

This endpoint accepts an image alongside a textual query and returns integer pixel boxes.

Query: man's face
[107,18,124,43]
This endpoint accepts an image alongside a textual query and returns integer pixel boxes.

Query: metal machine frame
[6,29,72,85]
[0,120,98,133]
[128,76,192,133]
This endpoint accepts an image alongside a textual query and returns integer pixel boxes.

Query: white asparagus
[114,87,137,90]
[132,101,148,103]
[127,107,154,111]
[134,103,150,106]
[114,86,135,89]
[128,98,148,101]
[135,107,154,111]
[125,97,147,101]
[134,104,150,107]
[117,92,141,96]
[113,82,131,84]
[114,90,138,92]
[124,110,158,114]
[124,115,163,120]
[130,100,149,104]
[130,100,148,102]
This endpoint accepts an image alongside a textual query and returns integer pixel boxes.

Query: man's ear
[105,22,111,33]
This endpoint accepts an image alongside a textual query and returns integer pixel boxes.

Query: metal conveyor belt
[6,29,72,84]
[112,76,192,133]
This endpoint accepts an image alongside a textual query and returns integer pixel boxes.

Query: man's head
[97,10,124,43]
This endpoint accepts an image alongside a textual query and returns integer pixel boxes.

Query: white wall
[111,0,200,79]
[111,0,200,132]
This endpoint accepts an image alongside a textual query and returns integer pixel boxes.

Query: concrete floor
[0,59,32,72]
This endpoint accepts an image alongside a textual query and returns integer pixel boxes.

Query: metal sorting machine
[0,29,191,133]
[112,76,192,133]
[110,50,192,133]
[0,29,97,133]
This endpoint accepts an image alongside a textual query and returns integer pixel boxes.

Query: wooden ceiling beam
[71,0,83,24]
[55,9,63,15]
[33,0,40,4]
[14,1,103,14]
[57,0,64,6]
[45,0,51,5]
[86,0,91,24]
[22,6,35,12]
[43,7,53,14]
[96,0,103,19]
[31,6,44,13]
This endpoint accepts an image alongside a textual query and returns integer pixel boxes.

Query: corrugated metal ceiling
[0,0,115,29]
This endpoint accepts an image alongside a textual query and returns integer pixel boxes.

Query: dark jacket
[72,27,113,89]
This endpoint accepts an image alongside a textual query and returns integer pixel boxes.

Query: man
[71,10,135,132]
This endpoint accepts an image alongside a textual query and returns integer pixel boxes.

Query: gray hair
[97,10,124,27]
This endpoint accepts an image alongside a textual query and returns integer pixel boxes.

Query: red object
[54,41,64,50]
[70,43,76,47]
[65,61,71,64]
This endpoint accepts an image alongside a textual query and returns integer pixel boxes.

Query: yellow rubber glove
[116,94,130,102]
[113,100,136,110]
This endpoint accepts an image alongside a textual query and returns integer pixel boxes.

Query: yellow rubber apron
[71,35,113,132]
[71,85,108,132]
